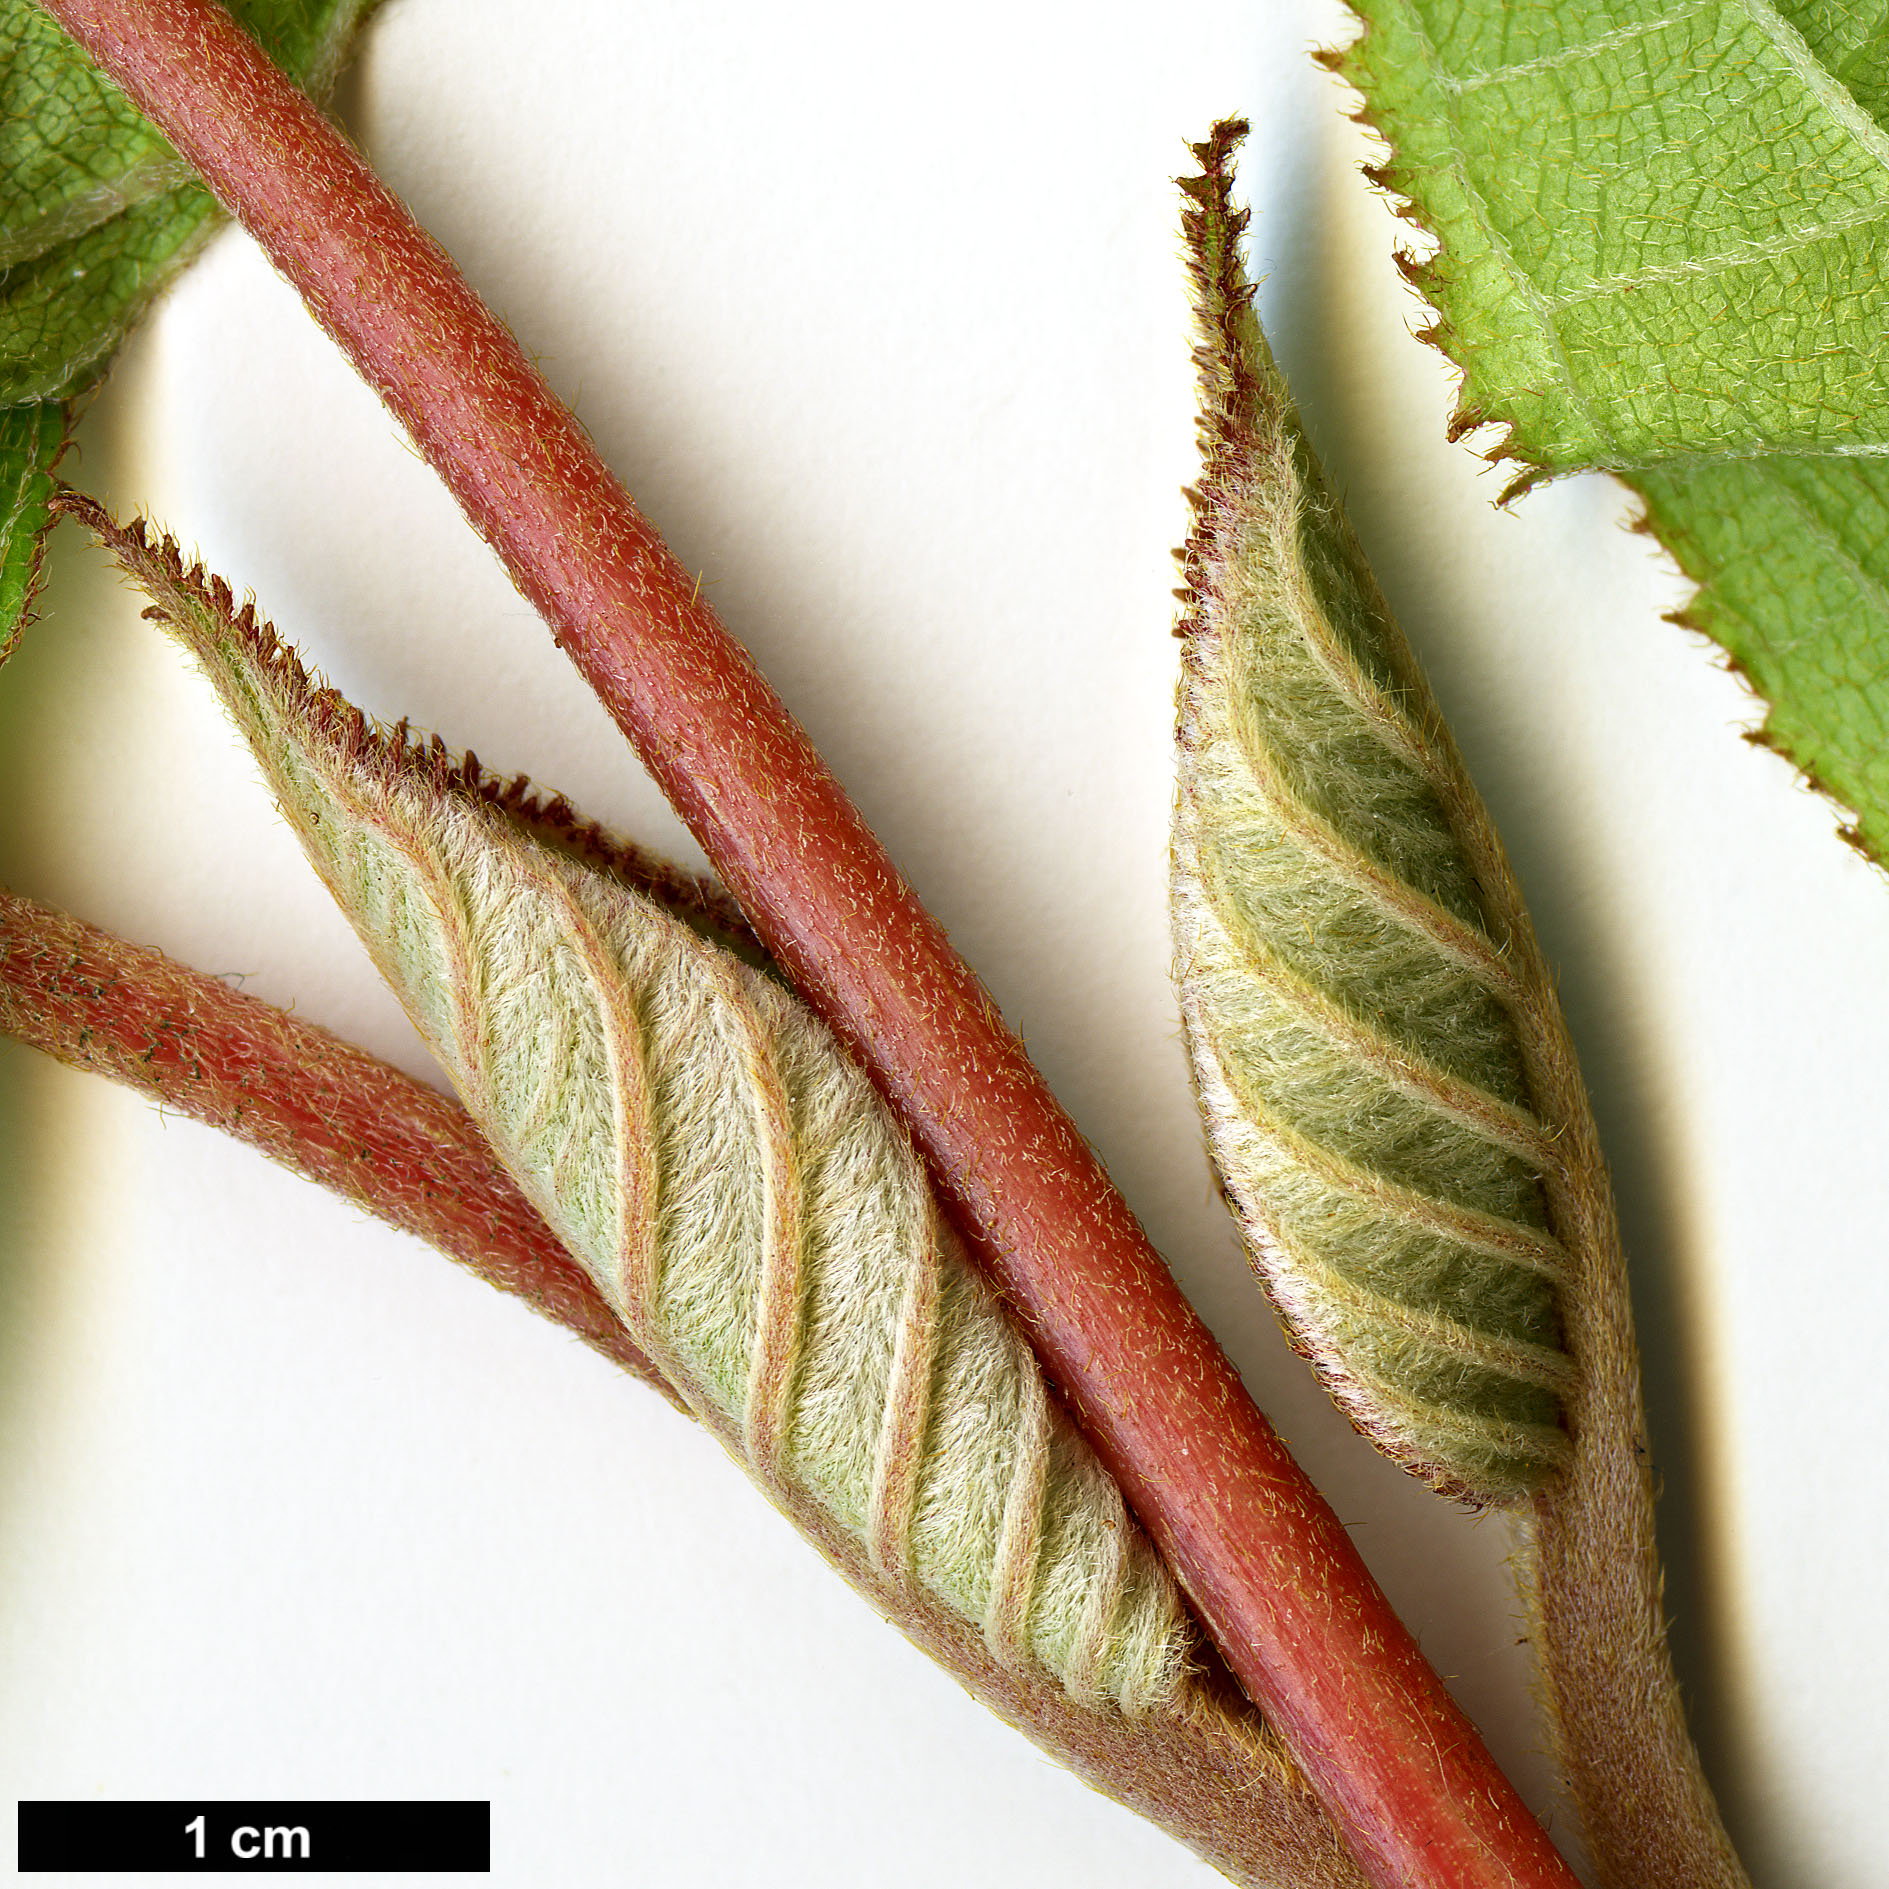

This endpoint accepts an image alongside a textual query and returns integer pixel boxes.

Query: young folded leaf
[68,492,1366,1889]
[117,528,1189,1714]
[1172,129,1571,1510]
[1171,124,1747,1888]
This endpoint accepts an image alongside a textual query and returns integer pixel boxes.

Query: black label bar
[18,1801,490,1873]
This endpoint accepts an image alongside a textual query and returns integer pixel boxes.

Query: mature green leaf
[2,1,381,403]
[0,181,220,402]
[0,0,187,264]
[1,0,376,259]
[1635,452,1889,843]
[0,0,382,657]
[0,398,62,665]
[1335,0,1889,861]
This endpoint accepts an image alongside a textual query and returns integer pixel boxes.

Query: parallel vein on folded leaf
[85,496,1190,1718]
[1171,129,1573,1505]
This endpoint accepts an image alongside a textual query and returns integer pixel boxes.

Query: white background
[3,2,1886,1883]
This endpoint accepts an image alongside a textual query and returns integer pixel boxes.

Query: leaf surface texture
[1337,0,1889,858]
[0,399,61,665]
[1173,133,1576,1506]
[0,0,380,651]
[101,507,1193,1720]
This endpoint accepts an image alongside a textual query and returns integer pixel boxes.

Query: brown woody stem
[0,885,680,1406]
[37,5,1577,1881]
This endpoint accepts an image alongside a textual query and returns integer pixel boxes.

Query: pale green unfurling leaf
[1171,128,1746,1885]
[1172,126,1574,1508]
[88,498,1192,1720]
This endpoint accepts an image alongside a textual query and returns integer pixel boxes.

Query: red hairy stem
[0,887,679,1405]
[39,5,1576,1882]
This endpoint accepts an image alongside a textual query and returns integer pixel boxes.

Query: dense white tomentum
[121,518,1191,1718]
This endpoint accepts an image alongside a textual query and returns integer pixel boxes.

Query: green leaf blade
[0,180,218,403]
[1341,0,1889,861]
[0,397,62,663]
[0,0,385,675]
[0,0,383,405]
[1636,453,1889,833]
[0,0,186,266]
[1351,0,1889,467]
